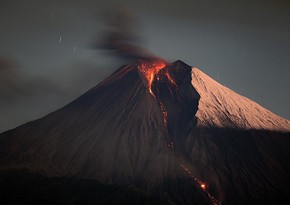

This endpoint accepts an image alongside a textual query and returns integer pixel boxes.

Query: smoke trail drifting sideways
[94,6,165,64]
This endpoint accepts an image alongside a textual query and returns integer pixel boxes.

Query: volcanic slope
[191,67,290,130]
[0,60,289,205]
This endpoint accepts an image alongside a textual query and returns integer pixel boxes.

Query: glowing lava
[138,60,179,151]
[200,183,206,190]
[138,60,167,96]
[180,164,221,205]
[139,61,220,205]
[159,101,168,126]
[137,60,177,129]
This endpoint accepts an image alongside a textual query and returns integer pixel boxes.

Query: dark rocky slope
[0,60,289,205]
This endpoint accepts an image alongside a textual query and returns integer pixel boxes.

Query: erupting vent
[138,60,167,96]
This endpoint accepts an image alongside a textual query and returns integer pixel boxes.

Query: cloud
[0,57,62,102]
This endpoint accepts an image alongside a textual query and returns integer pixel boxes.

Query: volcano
[0,60,289,205]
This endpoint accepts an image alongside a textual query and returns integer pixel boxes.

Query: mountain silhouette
[0,60,289,205]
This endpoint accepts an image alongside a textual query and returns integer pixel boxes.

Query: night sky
[0,0,290,132]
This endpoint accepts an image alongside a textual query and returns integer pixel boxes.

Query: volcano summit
[0,60,289,205]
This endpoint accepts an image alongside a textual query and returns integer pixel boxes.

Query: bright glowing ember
[180,164,220,205]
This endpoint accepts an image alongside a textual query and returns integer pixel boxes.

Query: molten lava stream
[138,61,178,151]
[139,61,220,205]
[179,164,221,205]
[158,100,168,128]
[164,70,178,96]
[138,61,166,97]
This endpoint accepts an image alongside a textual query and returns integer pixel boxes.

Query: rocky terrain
[0,60,289,205]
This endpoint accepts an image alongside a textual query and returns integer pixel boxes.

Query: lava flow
[138,60,167,96]
[138,60,177,130]
[180,164,221,205]
[138,60,177,150]
[138,60,220,205]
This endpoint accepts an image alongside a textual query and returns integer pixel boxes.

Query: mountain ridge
[0,60,289,205]
[191,65,290,130]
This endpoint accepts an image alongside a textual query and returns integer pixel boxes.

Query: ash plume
[94,7,165,64]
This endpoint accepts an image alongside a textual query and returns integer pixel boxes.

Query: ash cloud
[94,7,165,63]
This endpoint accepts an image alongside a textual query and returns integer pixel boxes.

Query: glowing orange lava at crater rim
[138,60,167,95]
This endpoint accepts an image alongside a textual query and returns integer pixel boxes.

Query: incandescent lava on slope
[138,60,200,136]
[138,60,177,135]
[138,60,221,205]
[138,60,167,96]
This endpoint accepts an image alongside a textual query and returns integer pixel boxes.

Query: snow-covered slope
[191,67,290,130]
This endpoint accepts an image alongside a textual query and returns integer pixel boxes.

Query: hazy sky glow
[0,0,289,132]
